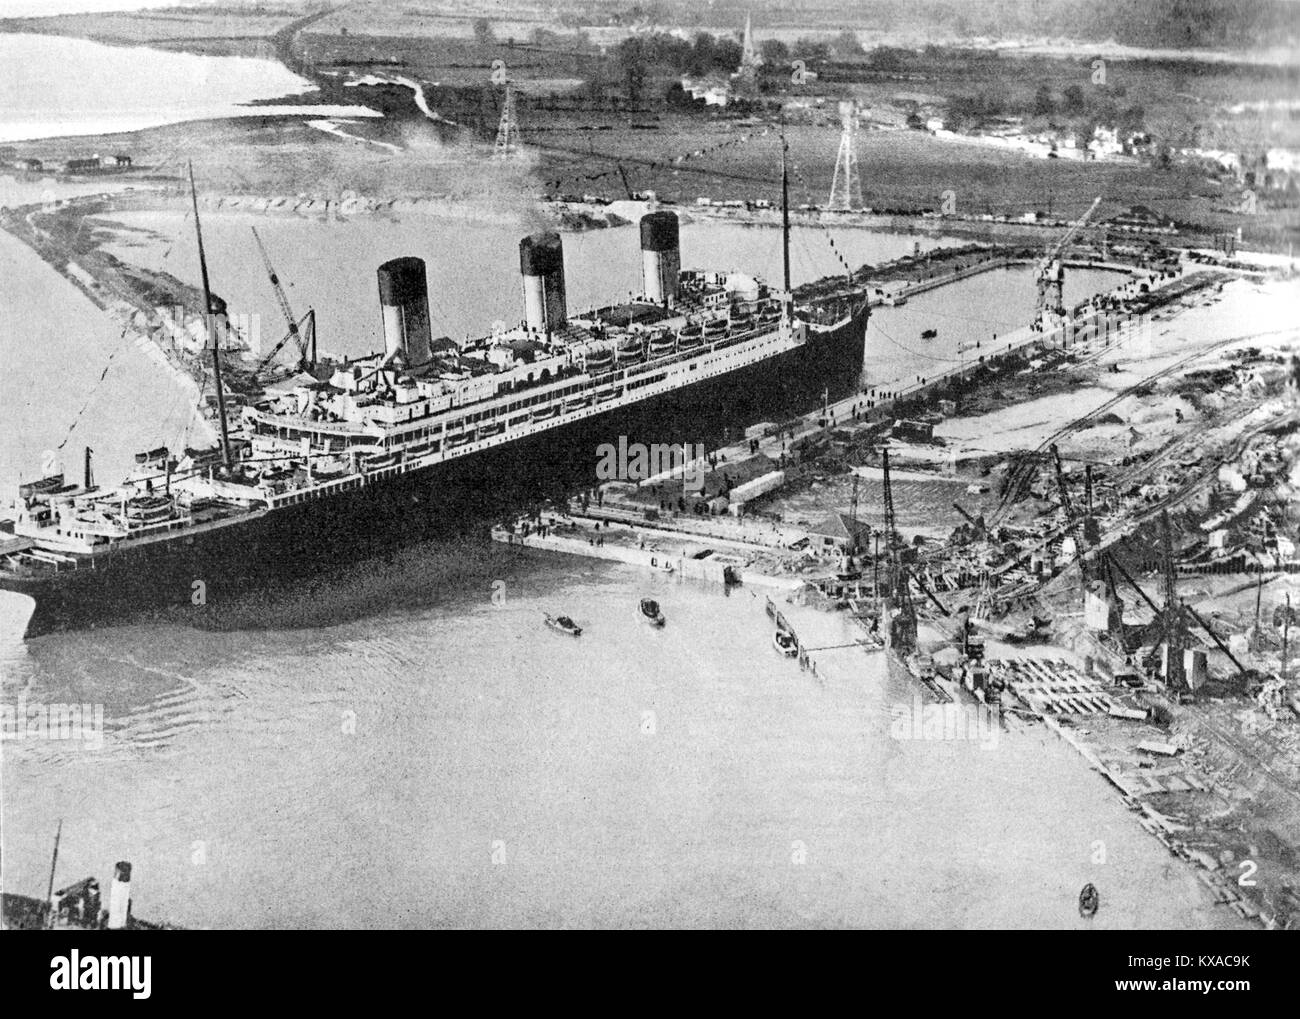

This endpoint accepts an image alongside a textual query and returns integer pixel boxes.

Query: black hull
[2,309,867,638]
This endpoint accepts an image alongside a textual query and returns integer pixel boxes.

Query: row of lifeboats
[581,303,782,373]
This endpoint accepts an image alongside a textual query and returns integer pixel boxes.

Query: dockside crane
[881,447,918,653]
[252,227,316,379]
[1104,537,1249,680]
[1035,196,1102,323]
[1051,443,1092,588]
[1160,510,1188,689]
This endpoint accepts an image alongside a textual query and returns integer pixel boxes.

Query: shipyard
[1,0,1299,960]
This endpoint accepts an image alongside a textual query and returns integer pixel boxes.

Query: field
[2,3,1297,251]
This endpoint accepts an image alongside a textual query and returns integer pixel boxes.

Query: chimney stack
[518,232,567,334]
[640,211,680,306]
[106,861,131,930]
[376,257,434,366]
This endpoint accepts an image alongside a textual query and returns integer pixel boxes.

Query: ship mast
[780,132,791,299]
[188,162,232,470]
[44,819,62,928]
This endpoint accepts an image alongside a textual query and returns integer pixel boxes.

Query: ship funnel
[640,211,680,306]
[377,257,433,366]
[519,232,567,334]
[106,860,131,929]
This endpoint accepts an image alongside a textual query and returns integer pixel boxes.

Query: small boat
[639,598,665,627]
[1078,883,1099,918]
[773,629,798,657]
[564,394,592,412]
[616,346,645,366]
[530,404,559,423]
[677,323,705,348]
[703,317,729,338]
[133,446,169,465]
[544,613,582,637]
[921,328,938,340]
[648,331,677,357]
[583,347,615,372]
[124,495,173,525]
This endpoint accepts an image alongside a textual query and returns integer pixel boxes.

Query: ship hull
[1,308,867,638]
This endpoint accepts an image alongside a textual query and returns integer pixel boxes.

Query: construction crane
[1051,443,1093,588]
[1106,538,1249,679]
[881,448,917,653]
[1160,510,1188,690]
[252,227,315,378]
[1035,196,1102,323]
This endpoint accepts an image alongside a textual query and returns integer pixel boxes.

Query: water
[866,265,1129,392]
[0,33,369,142]
[1,204,1224,927]
[0,545,1240,929]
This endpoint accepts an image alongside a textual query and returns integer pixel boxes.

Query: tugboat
[543,612,582,637]
[2,824,179,930]
[639,598,665,627]
[773,628,799,657]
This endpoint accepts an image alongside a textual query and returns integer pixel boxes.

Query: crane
[252,227,315,378]
[1051,443,1092,588]
[881,447,917,653]
[1036,196,1102,323]
[1160,510,1188,690]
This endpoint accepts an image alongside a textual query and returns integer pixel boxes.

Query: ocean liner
[0,152,868,638]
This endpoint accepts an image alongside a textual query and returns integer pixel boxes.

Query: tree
[759,38,789,64]
[793,36,830,62]
[473,17,494,45]
[868,46,904,71]
[1033,84,1054,117]
[1062,84,1086,116]
[831,29,863,57]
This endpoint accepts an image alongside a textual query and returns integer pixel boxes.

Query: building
[64,157,101,173]
[806,512,871,555]
[892,419,934,443]
[103,154,132,168]
[12,158,42,171]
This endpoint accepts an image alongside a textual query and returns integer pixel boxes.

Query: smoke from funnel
[377,257,434,366]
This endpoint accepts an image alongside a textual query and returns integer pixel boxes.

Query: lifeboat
[124,495,173,525]
[531,404,559,423]
[583,345,615,373]
[18,474,65,500]
[616,337,646,365]
[729,310,754,331]
[648,331,677,357]
[564,394,592,412]
[703,317,728,338]
[758,301,781,325]
[677,323,704,349]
